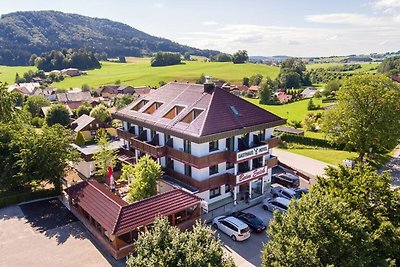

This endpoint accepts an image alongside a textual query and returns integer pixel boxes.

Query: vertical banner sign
[107,166,115,190]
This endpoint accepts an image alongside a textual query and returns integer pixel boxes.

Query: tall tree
[126,217,235,267]
[75,103,92,117]
[259,78,274,104]
[126,154,162,203]
[46,104,70,127]
[89,104,111,123]
[114,95,136,109]
[232,50,248,64]
[262,165,400,267]
[24,95,51,117]
[92,129,118,178]
[249,74,263,86]
[322,74,400,160]
[0,82,16,123]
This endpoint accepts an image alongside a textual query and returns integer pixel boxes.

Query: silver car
[271,185,297,200]
[263,197,290,212]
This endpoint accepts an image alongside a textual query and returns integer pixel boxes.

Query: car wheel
[231,235,237,241]
[213,223,218,229]
[263,205,268,210]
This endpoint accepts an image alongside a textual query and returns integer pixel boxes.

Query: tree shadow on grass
[19,198,86,245]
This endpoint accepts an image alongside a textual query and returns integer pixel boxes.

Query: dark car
[232,211,266,233]
[293,187,309,198]
[272,173,300,188]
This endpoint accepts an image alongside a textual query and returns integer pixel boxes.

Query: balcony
[164,168,235,191]
[167,148,230,169]
[131,138,167,158]
[116,128,137,141]
[264,135,279,149]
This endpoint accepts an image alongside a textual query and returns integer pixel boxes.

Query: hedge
[280,133,344,149]
[0,189,60,208]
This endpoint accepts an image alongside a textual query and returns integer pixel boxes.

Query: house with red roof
[113,81,285,206]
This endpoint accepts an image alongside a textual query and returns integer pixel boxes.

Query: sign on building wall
[201,200,208,214]
[236,144,269,161]
[236,166,268,184]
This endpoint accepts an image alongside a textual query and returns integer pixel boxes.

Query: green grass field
[282,148,357,165]
[49,60,279,89]
[306,62,379,73]
[244,97,331,122]
[0,65,37,85]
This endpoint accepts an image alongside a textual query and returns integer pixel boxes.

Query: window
[209,140,219,152]
[209,165,218,175]
[163,105,185,119]
[210,187,221,199]
[252,157,263,168]
[138,126,144,135]
[258,130,265,141]
[180,108,204,123]
[225,184,231,193]
[166,157,174,170]
[184,164,192,177]
[226,137,234,151]
[143,101,163,114]
[184,140,191,154]
[226,162,234,170]
[164,134,173,147]
[131,100,149,111]
[150,129,157,139]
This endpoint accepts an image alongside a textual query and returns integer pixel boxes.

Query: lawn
[306,62,379,73]
[282,148,357,165]
[51,60,279,89]
[0,65,37,85]
[244,97,331,122]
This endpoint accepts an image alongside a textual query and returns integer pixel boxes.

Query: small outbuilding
[274,126,305,136]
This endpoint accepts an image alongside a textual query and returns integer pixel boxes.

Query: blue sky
[1,0,400,56]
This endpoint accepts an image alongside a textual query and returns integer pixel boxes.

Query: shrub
[75,131,86,147]
[280,133,344,149]
[0,189,59,208]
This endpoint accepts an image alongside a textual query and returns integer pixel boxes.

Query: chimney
[203,76,214,93]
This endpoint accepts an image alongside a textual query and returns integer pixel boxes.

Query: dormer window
[143,101,163,114]
[180,108,203,123]
[163,105,185,119]
[131,100,149,111]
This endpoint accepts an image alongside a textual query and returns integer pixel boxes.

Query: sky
[1,0,400,57]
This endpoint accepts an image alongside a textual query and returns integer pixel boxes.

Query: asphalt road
[216,203,273,267]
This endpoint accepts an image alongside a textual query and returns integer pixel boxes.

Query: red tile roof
[65,180,202,235]
[113,82,285,141]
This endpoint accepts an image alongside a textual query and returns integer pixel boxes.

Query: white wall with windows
[196,184,232,204]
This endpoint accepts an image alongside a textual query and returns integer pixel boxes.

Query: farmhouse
[56,91,92,109]
[113,82,285,205]
[301,87,318,98]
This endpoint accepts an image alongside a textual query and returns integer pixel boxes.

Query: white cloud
[173,23,400,57]
[305,13,387,26]
[154,2,164,8]
[372,0,400,9]
[203,21,219,26]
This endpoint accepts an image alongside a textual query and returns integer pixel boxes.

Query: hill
[49,59,280,89]
[0,11,219,66]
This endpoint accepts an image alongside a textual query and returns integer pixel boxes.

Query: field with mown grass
[50,60,279,89]
[243,97,331,122]
[306,62,379,73]
[0,65,37,85]
[281,147,357,165]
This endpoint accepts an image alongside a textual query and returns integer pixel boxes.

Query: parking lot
[0,198,123,267]
[215,203,273,267]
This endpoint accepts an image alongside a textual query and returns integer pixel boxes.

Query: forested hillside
[0,11,218,65]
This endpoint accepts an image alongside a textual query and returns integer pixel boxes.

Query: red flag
[107,166,115,190]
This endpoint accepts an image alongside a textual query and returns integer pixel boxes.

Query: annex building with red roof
[113,81,285,206]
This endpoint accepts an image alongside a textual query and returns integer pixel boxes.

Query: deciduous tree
[24,95,51,117]
[89,104,111,123]
[126,155,162,203]
[46,104,70,126]
[322,74,400,160]
[92,129,117,178]
[232,50,248,64]
[126,217,235,267]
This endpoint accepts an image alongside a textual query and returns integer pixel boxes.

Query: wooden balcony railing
[116,128,137,141]
[166,148,236,169]
[164,168,235,191]
[265,156,278,168]
[131,138,167,158]
[265,135,280,149]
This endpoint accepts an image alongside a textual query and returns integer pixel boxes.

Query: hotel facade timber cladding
[113,82,285,205]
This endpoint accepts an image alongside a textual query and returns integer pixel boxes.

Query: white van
[212,216,251,241]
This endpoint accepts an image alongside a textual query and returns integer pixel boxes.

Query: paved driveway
[379,146,400,187]
[0,198,124,267]
[216,204,273,267]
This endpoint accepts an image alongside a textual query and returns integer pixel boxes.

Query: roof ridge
[198,87,216,136]
[88,180,126,207]
[112,206,123,234]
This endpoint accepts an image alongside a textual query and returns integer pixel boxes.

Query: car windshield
[250,218,263,226]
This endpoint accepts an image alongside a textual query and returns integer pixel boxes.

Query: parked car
[212,216,251,241]
[271,184,297,200]
[293,187,309,198]
[263,197,290,213]
[232,211,266,233]
[272,173,300,188]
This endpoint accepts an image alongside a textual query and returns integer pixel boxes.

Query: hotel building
[113,82,285,205]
